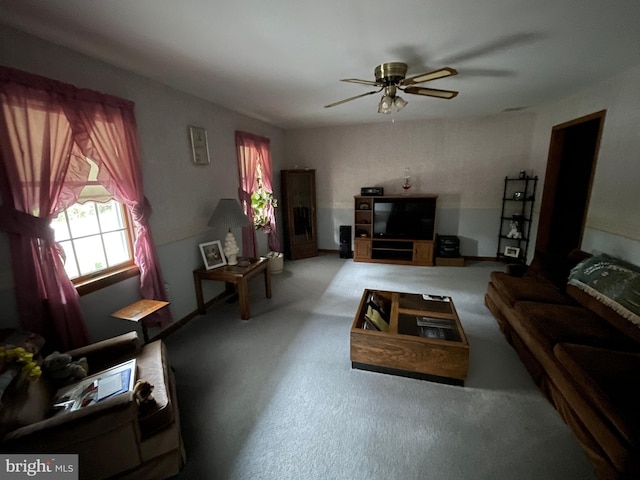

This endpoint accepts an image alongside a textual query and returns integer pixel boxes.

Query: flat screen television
[373,197,436,240]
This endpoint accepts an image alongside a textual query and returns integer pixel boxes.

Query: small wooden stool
[111,299,170,343]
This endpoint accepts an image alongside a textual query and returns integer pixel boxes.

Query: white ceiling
[2,0,640,129]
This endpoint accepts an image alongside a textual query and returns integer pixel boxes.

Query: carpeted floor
[165,254,596,480]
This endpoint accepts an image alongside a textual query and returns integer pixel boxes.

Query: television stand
[353,195,436,266]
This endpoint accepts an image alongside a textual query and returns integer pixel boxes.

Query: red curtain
[62,87,170,328]
[0,66,170,349]
[235,131,280,255]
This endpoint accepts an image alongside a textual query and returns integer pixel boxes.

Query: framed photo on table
[504,246,521,258]
[199,240,226,270]
[189,125,210,165]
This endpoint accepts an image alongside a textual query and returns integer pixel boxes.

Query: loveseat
[0,331,185,480]
[485,250,640,480]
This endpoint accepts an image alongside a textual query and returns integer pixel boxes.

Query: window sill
[75,265,140,296]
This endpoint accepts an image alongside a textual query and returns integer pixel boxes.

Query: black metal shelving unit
[497,175,538,263]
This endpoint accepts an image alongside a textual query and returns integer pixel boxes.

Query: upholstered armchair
[0,331,185,480]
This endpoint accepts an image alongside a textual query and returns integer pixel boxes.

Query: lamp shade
[394,96,408,111]
[207,198,251,230]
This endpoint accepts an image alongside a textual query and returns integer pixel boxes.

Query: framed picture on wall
[199,240,226,270]
[504,246,521,258]
[189,125,210,165]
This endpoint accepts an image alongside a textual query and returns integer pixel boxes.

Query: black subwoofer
[339,225,352,258]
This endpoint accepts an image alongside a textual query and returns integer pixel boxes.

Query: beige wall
[284,112,537,256]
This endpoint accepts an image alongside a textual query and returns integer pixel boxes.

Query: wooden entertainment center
[353,194,437,266]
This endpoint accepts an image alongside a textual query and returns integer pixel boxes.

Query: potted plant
[250,164,277,232]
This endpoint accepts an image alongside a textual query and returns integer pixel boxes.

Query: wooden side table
[111,299,170,343]
[193,257,271,320]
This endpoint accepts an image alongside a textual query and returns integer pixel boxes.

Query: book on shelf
[365,305,389,332]
[363,317,379,331]
[53,359,136,412]
[363,291,390,332]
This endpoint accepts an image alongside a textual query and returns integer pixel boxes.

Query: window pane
[58,240,79,279]
[51,212,71,241]
[73,236,107,276]
[103,231,131,265]
[97,200,125,232]
[68,203,100,237]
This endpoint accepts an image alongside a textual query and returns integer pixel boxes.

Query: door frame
[535,110,606,255]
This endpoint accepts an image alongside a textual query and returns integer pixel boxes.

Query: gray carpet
[165,255,596,480]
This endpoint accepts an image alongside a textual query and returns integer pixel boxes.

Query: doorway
[535,110,606,256]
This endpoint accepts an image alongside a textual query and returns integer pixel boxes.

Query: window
[235,130,280,255]
[47,156,139,294]
[51,199,136,283]
[48,157,139,294]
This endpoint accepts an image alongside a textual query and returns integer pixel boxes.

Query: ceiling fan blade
[324,89,382,108]
[402,67,458,86]
[403,86,459,99]
[341,78,381,86]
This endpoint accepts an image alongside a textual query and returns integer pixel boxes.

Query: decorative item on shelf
[402,167,411,194]
[188,125,210,165]
[358,202,370,210]
[513,191,524,201]
[519,170,526,179]
[199,240,227,270]
[504,246,521,258]
[207,198,251,266]
[506,221,522,239]
[507,214,524,239]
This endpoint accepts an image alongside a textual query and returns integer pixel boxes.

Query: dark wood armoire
[280,169,318,260]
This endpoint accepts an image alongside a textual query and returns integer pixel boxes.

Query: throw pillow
[568,254,640,327]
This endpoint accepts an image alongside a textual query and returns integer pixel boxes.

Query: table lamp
[207,198,251,265]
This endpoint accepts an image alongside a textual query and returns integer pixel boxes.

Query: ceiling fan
[325,62,458,114]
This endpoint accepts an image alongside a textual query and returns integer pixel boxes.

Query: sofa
[485,250,640,480]
[0,331,185,480]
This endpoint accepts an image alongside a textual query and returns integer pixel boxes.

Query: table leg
[141,324,150,343]
[264,266,272,299]
[237,279,250,320]
[193,271,205,314]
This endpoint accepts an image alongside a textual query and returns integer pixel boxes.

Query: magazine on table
[422,294,450,302]
[416,316,455,329]
[53,359,136,412]
[417,316,460,341]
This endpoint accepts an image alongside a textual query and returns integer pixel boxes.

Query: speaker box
[339,225,352,258]
[436,235,460,258]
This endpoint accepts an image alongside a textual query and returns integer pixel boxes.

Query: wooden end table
[193,257,271,320]
[111,299,170,343]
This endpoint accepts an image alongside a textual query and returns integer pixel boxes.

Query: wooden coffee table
[350,289,469,385]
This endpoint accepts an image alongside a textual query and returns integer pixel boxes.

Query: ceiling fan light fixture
[378,95,393,114]
[394,95,408,111]
[328,62,458,114]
